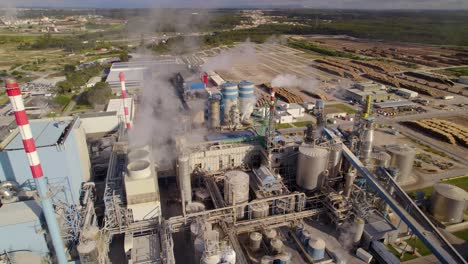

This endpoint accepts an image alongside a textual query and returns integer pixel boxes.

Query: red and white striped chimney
[5,78,68,263]
[6,79,43,178]
[119,72,131,129]
[269,87,276,111]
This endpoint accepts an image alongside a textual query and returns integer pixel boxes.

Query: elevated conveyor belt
[341,144,466,264]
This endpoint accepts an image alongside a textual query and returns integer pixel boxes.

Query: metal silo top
[434,183,468,202]
[372,151,391,161]
[386,144,416,156]
[299,145,329,157]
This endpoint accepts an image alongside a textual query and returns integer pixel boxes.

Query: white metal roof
[0,200,41,226]
[106,98,134,120]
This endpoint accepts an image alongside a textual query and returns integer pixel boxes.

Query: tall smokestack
[5,78,68,264]
[119,72,132,129]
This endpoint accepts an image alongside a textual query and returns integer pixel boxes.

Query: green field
[445,67,468,77]
[293,121,313,127]
[328,103,356,114]
[408,175,468,198]
[387,244,418,262]
[453,229,468,241]
[276,123,293,129]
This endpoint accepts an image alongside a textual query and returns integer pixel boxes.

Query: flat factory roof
[106,98,133,119]
[0,200,41,226]
[374,100,416,108]
[4,119,72,150]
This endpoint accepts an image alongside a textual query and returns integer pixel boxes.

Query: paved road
[62,86,86,116]
[405,168,468,191]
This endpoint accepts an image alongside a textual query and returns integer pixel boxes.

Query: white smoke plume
[202,40,258,72]
[271,73,319,93]
[337,221,358,251]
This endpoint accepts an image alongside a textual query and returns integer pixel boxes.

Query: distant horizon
[1,0,467,11]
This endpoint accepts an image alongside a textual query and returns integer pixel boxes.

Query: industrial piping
[5,78,68,264]
[119,72,132,129]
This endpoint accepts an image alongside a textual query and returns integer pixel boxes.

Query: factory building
[394,88,418,98]
[106,97,135,124]
[79,111,119,135]
[105,59,182,92]
[347,89,396,104]
[0,117,90,203]
[0,200,49,258]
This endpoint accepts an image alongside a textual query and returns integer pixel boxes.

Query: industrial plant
[0,54,467,264]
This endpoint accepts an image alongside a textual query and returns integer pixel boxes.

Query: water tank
[307,238,326,261]
[296,145,330,190]
[430,183,468,224]
[260,255,274,264]
[221,82,238,124]
[224,170,249,218]
[270,238,283,254]
[221,248,236,264]
[177,155,192,203]
[275,252,291,264]
[127,160,151,179]
[353,217,365,244]
[210,97,221,129]
[301,229,311,246]
[249,200,269,218]
[201,253,221,264]
[360,125,374,163]
[386,145,416,183]
[186,202,206,214]
[238,80,255,124]
[263,229,277,242]
[372,151,391,168]
[249,232,262,251]
[329,143,343,178]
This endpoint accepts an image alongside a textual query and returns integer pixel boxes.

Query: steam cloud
[202,40,258,72]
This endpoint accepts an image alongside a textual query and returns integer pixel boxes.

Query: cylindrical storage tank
[224,170,249,219]
[177,155,192,204]
[329,143,343,178]
[186,202,206,214]
[386,145,416,183]
[221,249,236,264]
[270,238,283,254]
[360,126,374,163]
[238,80,255,124]
[77,240,99,264]
[250,200,269,218]
[307,238,326,261]
[128,148,151,163]
[344,171,356,198]
[81,226,100,241]
[430,183,468,224]
[194,236,205,263]
[295,223,305,237]
[372,151,391,168]
[249,232,262,252]
[221,82,238,124]
[263,229,277,242]
[201,253,221,264]
[210,97,221,129]
[127,160,151,179]
[301,230,311,246]
[275,252,291,264]
[260,255,274,264]
[296,145,330,190]
[353,217,365,244]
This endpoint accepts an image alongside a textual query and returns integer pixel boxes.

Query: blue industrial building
[0,116,91,204]
[0,200,49,257]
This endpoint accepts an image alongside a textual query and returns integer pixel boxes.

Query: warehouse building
[80,111,119,135]
[105,59,183,92]
[0,117,91,203]
[394,88,418,99]
[346,89,396,104]
[0,200,49,259]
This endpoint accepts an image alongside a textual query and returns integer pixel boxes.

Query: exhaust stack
[119,72,132,129]
[5,79,68,264]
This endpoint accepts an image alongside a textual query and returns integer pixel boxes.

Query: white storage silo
[221,82,238,125]
[296,145,330,191]
[238,80,255,124]
[224,170,249,219]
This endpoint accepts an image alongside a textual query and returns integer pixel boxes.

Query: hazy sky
[1,0,467,10]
